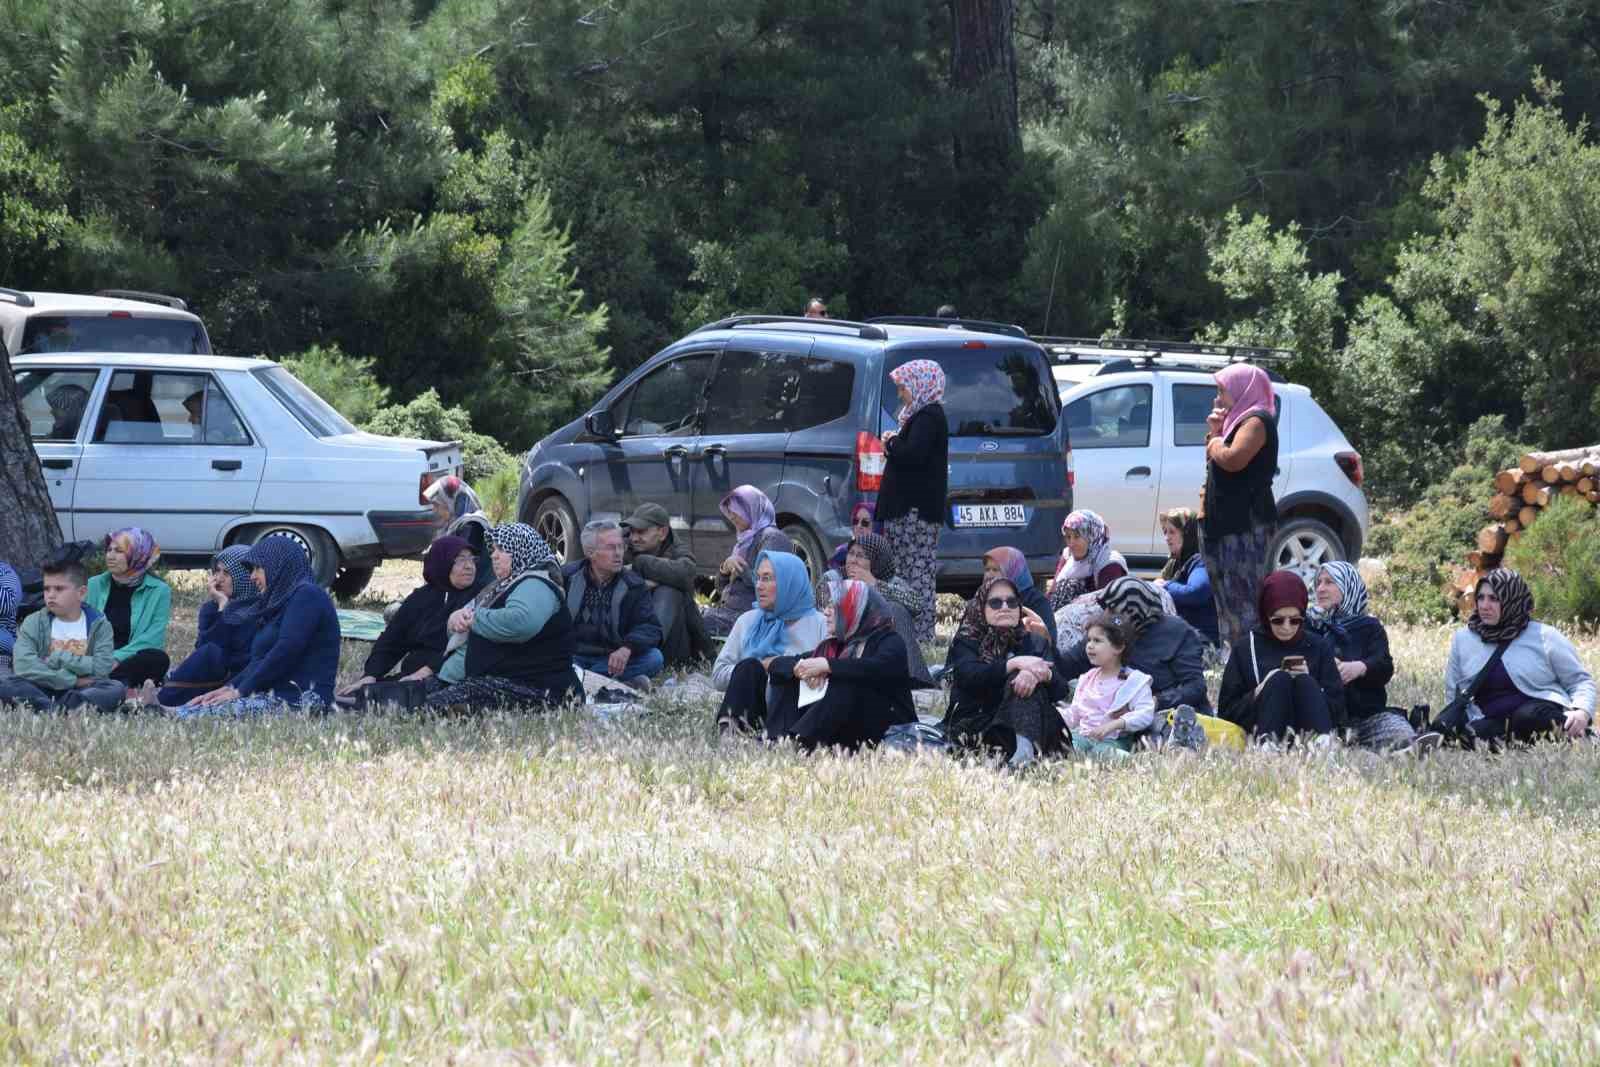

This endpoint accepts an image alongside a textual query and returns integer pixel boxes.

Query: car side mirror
[585,410,618,439]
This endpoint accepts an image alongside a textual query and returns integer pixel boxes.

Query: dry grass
[3,567,1600,1062]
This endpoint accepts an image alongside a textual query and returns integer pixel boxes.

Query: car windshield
[19,315,208,355]
[253,365,357,438]
[883,345,1059,436]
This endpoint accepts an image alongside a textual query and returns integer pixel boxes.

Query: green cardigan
[86,571,172,662]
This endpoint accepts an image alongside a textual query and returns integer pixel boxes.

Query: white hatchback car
[1048,339,1368,579]
[13,352,462,596]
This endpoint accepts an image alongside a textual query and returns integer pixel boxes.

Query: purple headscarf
[423,535,473,590]
[720,485,777,559]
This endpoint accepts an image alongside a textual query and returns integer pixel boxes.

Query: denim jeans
[574,647,665,684]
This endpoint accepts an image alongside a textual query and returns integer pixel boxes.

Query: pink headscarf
[1215,364,1275,441]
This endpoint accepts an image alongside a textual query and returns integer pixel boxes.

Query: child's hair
[42,560,88,586]
[1086,612,1134,659]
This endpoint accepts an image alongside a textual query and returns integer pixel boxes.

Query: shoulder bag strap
[1249,632,1260,686]
[1463,640,1511,701]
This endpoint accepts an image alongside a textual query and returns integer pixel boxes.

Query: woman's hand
[721,554,748,578]
[1564,708,1591,739]
[794,657,832,688]
[400,666,434,683]
[339,675,376,697]
[1150,577,1167,589]
[1081,719,1118,741]
[1335,659,1367,685]
[208,572,229,609]
[1206,407,1226,436]
[188,685,239,708]
[1010,669,1039,698]
[844,559,877,586]
[1006,655,1049,676]
[880,429,899,447]
[1021,608,1049,640]
[448,606,475,634]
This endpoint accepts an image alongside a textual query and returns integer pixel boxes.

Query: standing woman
[877,359,949,643]
[425,475,482,530]
[87,527,172,688]
[703,485,795,638]
[1201,364,1280,650]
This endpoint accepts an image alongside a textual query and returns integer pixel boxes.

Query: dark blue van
[518,316,1073,594]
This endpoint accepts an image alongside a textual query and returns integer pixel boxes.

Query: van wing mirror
[585,410,618,439]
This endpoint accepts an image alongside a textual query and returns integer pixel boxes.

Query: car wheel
[781,521,826,583]
[533,495,580,565]
[252,525,340,588]
[329,565,376,600]
[1270,518,1345,584]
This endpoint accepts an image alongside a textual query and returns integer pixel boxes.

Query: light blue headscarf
[742,551,818,660]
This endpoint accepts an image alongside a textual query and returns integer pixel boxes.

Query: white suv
[1,287,212,356]
[1048,339,1368,579]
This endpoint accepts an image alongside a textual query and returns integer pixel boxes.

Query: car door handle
[1125,466,1152,478]
[664,446,688,460]
[703,444,728,458]
[42,458,73,470]
[212,459,243,471]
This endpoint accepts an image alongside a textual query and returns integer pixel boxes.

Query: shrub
[1504,495,1600,624]
[476,458,521,524]
[361,389,511,484]
[277,344,391,426]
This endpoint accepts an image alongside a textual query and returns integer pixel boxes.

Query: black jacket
[942,632,1069,739]
[628,531,714,663]
[562,561,664,657]
[877,403,949,525]
[1217,626,1346,730]
[1057,614,1210,714]
[769,627,917,744]
[363,579,484,680]
[1311,616,1394,721]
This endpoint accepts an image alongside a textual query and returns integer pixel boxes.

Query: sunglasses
[853,517,873,527]
[1268,614,1305,630]
[986,596,1021,610]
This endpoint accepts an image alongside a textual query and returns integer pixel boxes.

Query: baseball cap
[621,503,671,530]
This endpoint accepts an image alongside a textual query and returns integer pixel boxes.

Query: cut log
[1504,518,1521,533]
[1519,506,1540,528]
[1580,477,1595,495]
[1521,483,1555,507]
[1476,524,1508,555]
[1560,462,1583,483]
[1507,530,1523,545]
[1542,464,1564,484]
[1562,484,1583,497]
[1520,447,1600,474]
[1467,550,1502,571]
[1494,469,1527,495]
[1489,493,1517,518]
[1584,458,1600,477]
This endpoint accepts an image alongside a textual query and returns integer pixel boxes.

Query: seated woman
[822,502,876,575]
[942,576,1069,759]
[1429,569,1594,745]
[425,524,581,713]
[1047,510,1131,647]
[983,546,1056,648]
[337,535,486,706]
[702,486,796,638]
[1151,508,1218,645]
[1217,571,1344,743]
[446,512,495,575]
[86,527,172,688]
[764,580,916,750]
[1056,577,1211,726]
[821,532,931,684]
[148,546,261,707]
[714,552,828,733]
[177,538,340,716]
[1308,562,1410,750]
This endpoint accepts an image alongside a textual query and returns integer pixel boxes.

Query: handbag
[359,678,435,711]
[1431,642,1510,736]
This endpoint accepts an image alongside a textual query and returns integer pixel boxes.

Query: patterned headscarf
[720,485,777,559]
[742,551,819,660]
[211,545,262,623]
[0,561,20,655]
[240,536,313,621]
[1469,568,1535,644]
[425,476,482,520]
[957,576,1029,664]
[1054,510,1115,583]
[1215,363,1275,441]
[818,580,895,660]
[889,359,947,430]
[1308,561,1370,635]
[983,546,1033,593]
[1101,576,1166,637]
[423,535,474,590]
[846,532,897,582]
[47,384,89,437]
[474,523,558,611]
[106,527,160,584]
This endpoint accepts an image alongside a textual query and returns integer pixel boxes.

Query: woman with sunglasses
[1216,570,1344,744]
[824,503,877,572]
[941,576,1069,760]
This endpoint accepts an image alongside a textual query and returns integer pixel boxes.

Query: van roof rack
[692,315,888,341]
[1036,335,1294,365]
[866,315,1030,339]
[94,289,189,311]
[0,287,35,308]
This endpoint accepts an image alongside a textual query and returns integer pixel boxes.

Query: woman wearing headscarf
[702,485,796,638]
[1426,569,1594,746]
[148,546,262,707]
[1217,570,1343,743]
[825,502,877,572]
[178,538,341,716]
[424,524,580,713]
[877,359,950,643]
[1201,363,1280,650]
[715,551,828,733]
[1152,507,1218,645]
[1048,510,1127,609]
[1308,562,1408,750]
[1056,576,1211,729]
[86,527,172,688]
[763,580,917,750]
[336,536,488,706]
[983,546,1056,647]
[942,576,1069,760]
[0,560,22,678]
[816,533,932,686]
[425,475,483,530]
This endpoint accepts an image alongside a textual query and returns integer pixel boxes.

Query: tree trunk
[0,350,63,564]
[1519,446,1600,474]
[950,0,1020,164]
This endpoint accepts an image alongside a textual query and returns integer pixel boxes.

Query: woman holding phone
[1200,364,1280,651]
[1217,570,1344,744]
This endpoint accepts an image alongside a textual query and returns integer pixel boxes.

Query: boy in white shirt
[0,560,126,711]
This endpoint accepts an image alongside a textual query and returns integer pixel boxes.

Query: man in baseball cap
[623,504,713,667]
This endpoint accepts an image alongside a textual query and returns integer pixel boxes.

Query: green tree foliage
[362,390,511,484]
[1504,495,1600,624]
[277,345,391,427]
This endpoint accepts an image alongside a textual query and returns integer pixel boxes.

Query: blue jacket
[230,581,340,703]
[1164,556,1219,646]
[195,600,260,678]
[561,561,663,657]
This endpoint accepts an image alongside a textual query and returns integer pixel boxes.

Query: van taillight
[1335,451,1363,487]
[1066,447,1075,489]
[856,431,886,491]
[108,311,132,318]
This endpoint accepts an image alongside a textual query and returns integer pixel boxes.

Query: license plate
[952,503,1029,527]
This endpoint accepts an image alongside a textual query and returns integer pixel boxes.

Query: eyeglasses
[1268,614,1304,630]
[986,596,1020,610]
[452,554,476,567]
[853,517,873,528]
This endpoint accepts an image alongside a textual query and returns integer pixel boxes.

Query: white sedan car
[14,352,461,595]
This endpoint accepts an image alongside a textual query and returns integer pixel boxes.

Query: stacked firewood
[1443,445,1600,618]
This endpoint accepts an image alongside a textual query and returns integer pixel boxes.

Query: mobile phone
[1282,655,1306,671]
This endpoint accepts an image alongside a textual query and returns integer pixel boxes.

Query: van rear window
[19,315,209,355]
[883,346,1059,436]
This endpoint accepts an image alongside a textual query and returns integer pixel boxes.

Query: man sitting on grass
[0,559,126,712]
[623,503,713,669]
[564,519,665,684]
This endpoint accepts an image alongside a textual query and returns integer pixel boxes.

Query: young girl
[1059,613,1155,758]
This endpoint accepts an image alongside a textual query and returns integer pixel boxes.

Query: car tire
[251,525,340,588]
[329,565,376,600]
[781,521,826,583]
[533,495,580,565]
[1270,518,1346,584]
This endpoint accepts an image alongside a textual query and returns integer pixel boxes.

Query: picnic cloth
[336,609,388,642]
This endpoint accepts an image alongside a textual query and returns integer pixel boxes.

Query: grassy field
[3,567,1600,1062]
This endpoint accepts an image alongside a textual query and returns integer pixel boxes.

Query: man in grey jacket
[623,503,714,668]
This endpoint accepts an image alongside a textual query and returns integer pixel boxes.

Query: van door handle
[664,446,688,462]
[42,459,73,470]
[1125,466,1152,478]
[212,459,243,471]
[703,444,727,457]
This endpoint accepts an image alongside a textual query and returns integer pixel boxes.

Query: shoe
[1410,731,1443,756]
